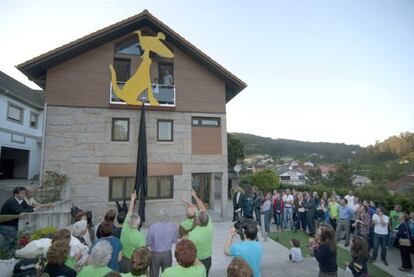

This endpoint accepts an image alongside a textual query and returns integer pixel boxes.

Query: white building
[279,168,306,186]
[0,71,44,181]
[352,175,371,187]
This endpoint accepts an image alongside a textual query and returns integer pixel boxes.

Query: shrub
[30,227,58,241]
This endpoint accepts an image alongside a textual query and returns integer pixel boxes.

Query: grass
[268,230,392,277]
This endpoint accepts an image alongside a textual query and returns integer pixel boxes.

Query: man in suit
[232,185,245,221]
[0,186,35,252]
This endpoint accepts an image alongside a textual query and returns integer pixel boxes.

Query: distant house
[0,71,44,181]
[352,175,371,187]
[304,161,314,167]
[279,168,306,186]
[320,165,337,178]
[386,174,414,193]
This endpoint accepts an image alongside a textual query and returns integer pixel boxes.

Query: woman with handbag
[396,213,413,272]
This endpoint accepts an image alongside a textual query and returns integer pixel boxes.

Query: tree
[249,169,279,192]
[325,164,353,187]
[306,167,323,185]
[228,133,245,171]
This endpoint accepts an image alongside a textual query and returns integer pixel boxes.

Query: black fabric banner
[135,103,147,224]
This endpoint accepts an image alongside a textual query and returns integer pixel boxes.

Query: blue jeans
[0,225,18,254]
[283,207,293,229]
[274,212,283,229]
[373,233,388,261]
[295,211,306,231]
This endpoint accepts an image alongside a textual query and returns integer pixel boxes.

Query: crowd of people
[1,185,413,277]
[0,186,260,277]
[233,185,414,275]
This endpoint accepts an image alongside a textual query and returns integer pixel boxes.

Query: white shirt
[283,195,294,207]
[372,214,389,235]
[344,195,354,207]
[15,197,23,205]
[236,192,241,203]
[290,247,303,262]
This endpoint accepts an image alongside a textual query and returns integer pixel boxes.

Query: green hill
[232,132,361,162]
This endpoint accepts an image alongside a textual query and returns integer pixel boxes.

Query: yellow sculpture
[109,31,174,106]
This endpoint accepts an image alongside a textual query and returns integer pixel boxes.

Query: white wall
[0,94,43,180]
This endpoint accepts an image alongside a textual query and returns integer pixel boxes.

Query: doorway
[0,147,30,179]
[191,173,211,209]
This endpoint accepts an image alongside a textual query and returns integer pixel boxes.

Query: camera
[233,208,252,241]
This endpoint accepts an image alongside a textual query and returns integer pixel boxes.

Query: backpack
[12,257,46,277]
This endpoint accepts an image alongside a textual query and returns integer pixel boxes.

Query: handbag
[399,223,412,247]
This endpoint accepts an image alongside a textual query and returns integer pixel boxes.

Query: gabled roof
[0,71,44,109]
[17,10,246,102]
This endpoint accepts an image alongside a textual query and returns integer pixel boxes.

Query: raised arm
[191,189,206,212]
[224,227,237,256]
[127,191,137,216]
[180,195,197,209]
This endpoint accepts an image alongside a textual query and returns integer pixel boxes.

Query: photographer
[224,221,263,277]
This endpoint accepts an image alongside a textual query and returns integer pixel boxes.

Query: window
[192,117,220,127]
[30,112,38,128]
[111,118,129,141]
[113,58,131,82]
[158,63,174,86]
[7,103,24,123]
[109,177,135,201]
[157,120,173,142]
[115,38,142,56]
[109,176,173,201]
[148,176,173,199]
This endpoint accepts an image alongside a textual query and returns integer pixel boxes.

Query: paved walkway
[207,220,348,277]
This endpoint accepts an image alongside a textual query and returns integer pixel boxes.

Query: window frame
[109,176,174,201]
[109,177,135,201]
[29,111,39,129]
[7,102,24,124]
[111,118,130,142]
[157,119,173,142]
[191,117,221,127]
[147,176,174,200]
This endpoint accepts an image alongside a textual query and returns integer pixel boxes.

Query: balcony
[110,82,176,106]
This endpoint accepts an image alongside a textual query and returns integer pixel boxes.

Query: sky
[1,0,413,146]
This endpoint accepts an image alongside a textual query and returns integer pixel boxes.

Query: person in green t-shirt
[119,246,151,277]
[186,189,213,276]
[178,196,199,237]
[162,239,206,277]
[120,191,146,273]
[328,197,339,231]
[77,240,113,277]
[388,204,402,248]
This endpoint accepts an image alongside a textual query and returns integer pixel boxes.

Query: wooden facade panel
[174,49,226,113]
[45,30,226,112]
[99,162,183,177]
[46,42,113,107]
[192,127,222,155]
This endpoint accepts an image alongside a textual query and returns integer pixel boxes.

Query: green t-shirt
[121,273,147,277]
[120,214,146,259]
[77,265,112,277]
[188,216,213,260]
[180,218,194,231]
[389,210,402,230]
[328,202,339,219]
[162,264,206,277]
[64,256,76,269]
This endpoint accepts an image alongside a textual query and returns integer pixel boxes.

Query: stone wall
[42,106,228,225]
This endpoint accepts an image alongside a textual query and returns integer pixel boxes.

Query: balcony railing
[110,82,176,106]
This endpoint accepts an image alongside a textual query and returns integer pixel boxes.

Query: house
[17,10,246,222]
[0,71,44,181]
[279,167,306,186]
[304,161,314,167]
[386,174,414,193]
[352,175,371,187]
[319,164,337,178]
